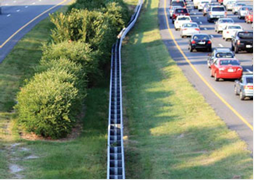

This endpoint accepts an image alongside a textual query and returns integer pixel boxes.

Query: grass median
[122,0,253,178]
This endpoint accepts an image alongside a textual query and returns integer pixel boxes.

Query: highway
[0,0,71,63]
[159,0,253,151]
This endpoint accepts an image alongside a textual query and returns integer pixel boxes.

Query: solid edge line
[0,0,67,48]
[163,0,253,131]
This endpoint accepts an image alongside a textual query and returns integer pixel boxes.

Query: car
[232,3,245,15]
[169,6,182,19]
[210,58,242,81]
[169,0,186,10]
[234,74,253,100]
[231,31,253,53]
[218,0,223,5]
[215,18,234,33]
[198,1,209,11]
[180,22,200,38]
[193,0,211,9]
[223,0,236,6]
[188,34,212,52]
[174,15,192,30]
[172,8,190,23]
[203,2,220,16]
[207,6,227,22]
[225,1,236,11]
[207,48,235,68]
[222,24,243,41]
[245,11,253,24]
[238,6,253,19]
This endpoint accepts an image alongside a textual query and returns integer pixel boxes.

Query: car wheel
[190,47,193,52]
[210,70,214,77]
[234,46,239,54]
[240,91,245,100]
[231,45,235,51]
[170,16,172,19]
[214,73,219,81]
[172,20,174,24]
[234,86,239,95]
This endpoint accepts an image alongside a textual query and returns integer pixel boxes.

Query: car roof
[214,48,232,52]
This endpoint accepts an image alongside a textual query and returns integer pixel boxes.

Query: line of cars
[168,0,253,100]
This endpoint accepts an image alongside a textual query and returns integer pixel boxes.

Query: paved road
[159,0,253,151]
[0,0,71,63]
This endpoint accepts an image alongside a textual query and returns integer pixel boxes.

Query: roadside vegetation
[122,0,253,178]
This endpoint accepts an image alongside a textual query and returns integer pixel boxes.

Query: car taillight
[173,14,176,18]
[183,6,186,8]
[237,40,241,45]
[191,40,196,44]
[227,31,229,33]
[209,12,212,15]
[182,28,187,31]
[225,12,227,17]
[176,21,178,23]
[237,68,242,71]
[190,20,192,22]
[195,28,200,31]
[207,40,211,44]
[244,85,253,89]
[186,13,189,16]
[219,67,225,71]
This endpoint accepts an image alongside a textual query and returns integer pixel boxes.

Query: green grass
[122,0,253,178]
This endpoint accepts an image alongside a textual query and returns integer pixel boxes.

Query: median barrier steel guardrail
[107,0,143,179]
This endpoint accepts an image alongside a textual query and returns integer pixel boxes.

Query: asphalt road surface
[159,0,253,151]
[0,0,71,63]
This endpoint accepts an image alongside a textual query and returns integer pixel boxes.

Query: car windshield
[183,23,198,27]
[175,9,188,13]
[242,7,252,10]
[178,17,191,20]
[228,26,242,29]
[219,60,240,65]
[193,35,209,40]
[238,32,253,39]
[246,77,253,84]
[212,7,225,11]
[236,3,245,6]
[216,53,234,58]
[172,2,184,6]
[201,1,209,4]
[221,19,234,23]
[210,3,219,6]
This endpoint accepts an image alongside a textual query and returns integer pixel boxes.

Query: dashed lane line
[163,0,253,131]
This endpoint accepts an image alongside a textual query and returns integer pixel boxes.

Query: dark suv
[231,31,253,53]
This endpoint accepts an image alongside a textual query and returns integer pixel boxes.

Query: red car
[210,58,243,81]
[172,8,189,23]
[245,11,253,24]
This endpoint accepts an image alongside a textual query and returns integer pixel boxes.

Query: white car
[238,6,253,19]
[174,16,192,31]
[222,24,243,40]
[194,0,211,9]
[180,22,200,38]
[223,0,236,6]
[198,1,209,11]
[225,1,236,11]
[215,18,234,33]
[232,3,246,14]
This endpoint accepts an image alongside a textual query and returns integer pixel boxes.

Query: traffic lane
[0,0,70,63]
[158,0,253,151]
[0,0,66,44]
[172,7,253,124]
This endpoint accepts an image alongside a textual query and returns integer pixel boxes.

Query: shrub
[15,70,79,139]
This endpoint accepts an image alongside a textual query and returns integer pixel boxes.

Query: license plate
[246,45,252,48]
[198,42,205,45]
[228,69,234,72]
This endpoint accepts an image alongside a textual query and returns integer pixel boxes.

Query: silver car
[207,6,227,22]
[215,18,234,33]
[232,3,245,14]
[198,1,209,11]
[180,22,200,38]
[225,1,236,11]
[169,6,182,19]
[234,74,253,100]
[203,2,220,16]
[238,6,253,19]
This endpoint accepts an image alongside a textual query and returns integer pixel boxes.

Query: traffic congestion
[169,0,253,100]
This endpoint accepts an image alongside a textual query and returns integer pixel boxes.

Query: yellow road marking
[0,0,67,48]
[163,0,253,131]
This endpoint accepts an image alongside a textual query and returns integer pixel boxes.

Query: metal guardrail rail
[107,0,143,179]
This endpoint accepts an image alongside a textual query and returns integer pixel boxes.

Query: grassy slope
[122,0,253,179]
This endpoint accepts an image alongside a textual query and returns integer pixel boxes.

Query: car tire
[190,47,193,52]
[240,91,245,100]
[172,20,174,24]
[207,47,212,52]
[170,16,172,19]
[234,46,239,53]
[210,70,214,77]
[231,45,235,51]
[214,73,219,81]
[234,86,239,95]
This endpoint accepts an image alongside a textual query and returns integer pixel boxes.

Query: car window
[183,23,198,27]
[238,32,253,39]
[219,60,240,65]
[246,77,253,84]
[221,19,234,23]
[178,17,191,20]
[212,7,225,11]
[172,2,184,6]
[175,9,188,13]
[228,26,242,29]
[193,35,209,40]
[215,53,234,58]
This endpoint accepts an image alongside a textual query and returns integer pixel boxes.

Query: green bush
[41,41,100,80]
[15,70,79,139]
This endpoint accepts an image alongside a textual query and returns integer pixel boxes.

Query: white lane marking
[7,14,11,17]
[219,44,223,47]
[194,12,196,15]
[5,3,8,5]
[25,6,28,8]
[246,69,252,73]
[211,35,214,38]
[32,2,36,4]
[204,27,207,30]
[17,9,20,12]
[200,22,202,24]
[196,17,199,19]
[13,1,16,3]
